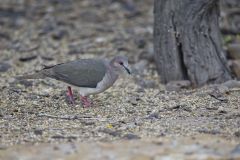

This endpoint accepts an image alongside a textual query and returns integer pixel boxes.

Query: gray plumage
[17,56,130,97]
[43,59,107,88]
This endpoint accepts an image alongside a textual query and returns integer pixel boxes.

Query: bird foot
[67,86,75,105]
[80,96,92,107]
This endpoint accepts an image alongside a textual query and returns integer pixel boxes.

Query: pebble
[168,104,191,112]
[99,128,121,137]
[122,133,140,140]
[19,55,37,62]
[51,29,68,40]
[135,38,146,49]
[0,62,11,72]
[221,80,240,89]
[230,60,240,79]
[206,105,219,110]
[33,129,43,136]
[41,56,54,61]
[68,43,85,55]
[218,106,228,114]
[135,79,156,89]
[146,112,160,119]
[17,79,33,88]
[128,96,139,105]
[166,80,191,91]
[197,129,221,135]
[227,43,240,59]
[234,131,240,137]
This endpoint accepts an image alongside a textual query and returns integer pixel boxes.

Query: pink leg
[67,86,75,104]
[80,95,92,107]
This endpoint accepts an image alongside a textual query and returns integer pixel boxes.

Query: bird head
[110,56,131,75]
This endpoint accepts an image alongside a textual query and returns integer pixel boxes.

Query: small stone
[206,105,219,110]
[227,43,240,59]
[234,131,240,137]
[52,95,60,100]
[197,129,221,135]
[230,60,240,79]
[135,79,156,89]
[168,104,190,111]
[81,121,95,126]
[95,37,107,43]
[128,96,139,105]
[134,119,144,126]
[166,80,191,91]
[136,87,145,93]
[0,62,11,72]
[122,133,140,140]
[99,128,121,137]
[143,80,156,88]
[41,56,54,61]
[68,44,84,55]
[51,135,66,139]
[147,112,160,119]
[39,22,55,35]
[127,110,135,114]
[79,11,102,23]
[218,106,228,114]
[51,29,68,40]
[18,79,33,87]
[221,80,240,89]
[34,129,43,135]
[19,55,37,62]
[135,38,146,49]
[208,89,228,102]
[182,105,192,112]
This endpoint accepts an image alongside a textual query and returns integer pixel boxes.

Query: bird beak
[122,65,131,74]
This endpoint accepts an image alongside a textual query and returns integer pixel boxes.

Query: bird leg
[67,86,75,104]
[80,95,92,107]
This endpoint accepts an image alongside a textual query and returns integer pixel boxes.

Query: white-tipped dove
[18,56,131,107]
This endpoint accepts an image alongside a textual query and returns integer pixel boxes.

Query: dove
[18,56,131,107]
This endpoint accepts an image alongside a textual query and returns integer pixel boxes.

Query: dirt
[1,135,239,160]
[0,0,239,159]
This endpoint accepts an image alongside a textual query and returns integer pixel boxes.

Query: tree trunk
[154,0,232,86]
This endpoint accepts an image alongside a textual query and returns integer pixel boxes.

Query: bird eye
[119,62,123,65]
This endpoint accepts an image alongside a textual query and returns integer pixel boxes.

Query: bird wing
[43,59,107,88]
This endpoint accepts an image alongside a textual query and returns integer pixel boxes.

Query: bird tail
[16,72,45,80]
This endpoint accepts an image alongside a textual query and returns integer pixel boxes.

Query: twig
[18,44,39,52]
[36,113,108,121]
[208,93,228,102]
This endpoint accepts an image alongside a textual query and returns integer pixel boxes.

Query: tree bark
[154,0,232,86]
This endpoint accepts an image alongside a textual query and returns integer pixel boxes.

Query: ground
[0,0,239,159]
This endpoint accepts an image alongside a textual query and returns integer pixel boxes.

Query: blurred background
[0,0,240,84]
[220,0,240,78]
[0,0,240,159]
[0,0,153,74]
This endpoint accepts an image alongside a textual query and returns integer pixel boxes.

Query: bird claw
[80,96,92,107]
[67,86,75,105]
[66,94,75,105]
[67,87,92,107]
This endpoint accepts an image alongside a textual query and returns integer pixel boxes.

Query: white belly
[79,71,118,96]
